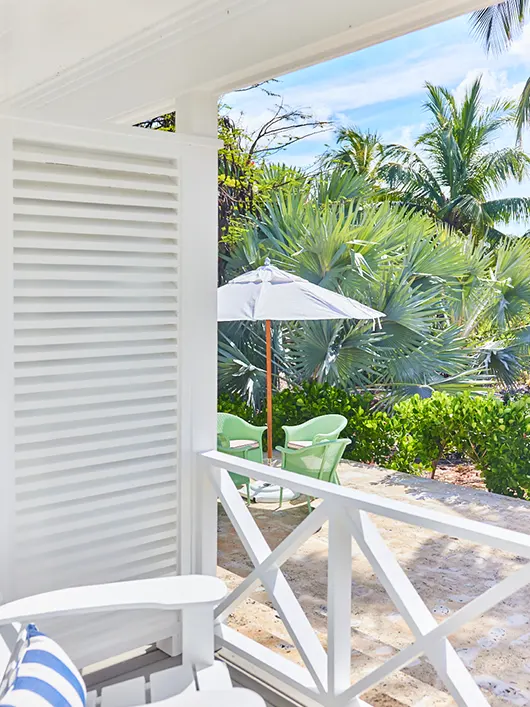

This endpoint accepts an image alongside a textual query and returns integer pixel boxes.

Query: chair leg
[246,482,251,505]
[279,487,283,508]
[306,497,312,514]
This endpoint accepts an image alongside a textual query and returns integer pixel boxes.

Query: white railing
[201,450,530,707]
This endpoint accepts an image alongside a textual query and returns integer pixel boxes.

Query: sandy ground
[217,460,530,706]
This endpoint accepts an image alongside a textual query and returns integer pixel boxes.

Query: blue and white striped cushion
[0,624,86,707]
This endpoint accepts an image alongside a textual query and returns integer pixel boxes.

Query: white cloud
[508,24,530,65]
[225,38,489,132]
[453,68,510,104]
[381,123,424,149]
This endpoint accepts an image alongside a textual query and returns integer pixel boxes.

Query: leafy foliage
[220,385,530,499]
[381,79,530,242]
[471,0,529,54]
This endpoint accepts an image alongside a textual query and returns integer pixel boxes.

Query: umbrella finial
[264,257,271,266]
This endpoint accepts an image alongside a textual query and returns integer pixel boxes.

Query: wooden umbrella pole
[265,319,273,461]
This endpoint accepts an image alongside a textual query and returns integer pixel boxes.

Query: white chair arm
[0,576,226,626]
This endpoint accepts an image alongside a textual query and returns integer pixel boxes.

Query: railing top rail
[201,450,530,559]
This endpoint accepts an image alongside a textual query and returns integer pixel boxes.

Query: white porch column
[175,92,220,579]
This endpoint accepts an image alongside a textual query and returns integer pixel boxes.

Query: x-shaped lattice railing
[205,452,530,707]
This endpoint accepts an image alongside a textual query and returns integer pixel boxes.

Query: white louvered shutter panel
[1,120,183,666]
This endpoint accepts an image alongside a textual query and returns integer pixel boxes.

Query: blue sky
[224,13,530,231]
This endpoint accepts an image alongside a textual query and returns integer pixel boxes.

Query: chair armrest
[237,419,267,441]
[276,445,306,457]
[0,576,226,626]
[217,443,256,455]
[282,420,314,444]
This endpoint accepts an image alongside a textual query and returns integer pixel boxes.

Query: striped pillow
[0,624,86,707]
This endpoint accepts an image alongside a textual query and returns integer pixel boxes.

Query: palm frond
[470,0,529,54]
[516,76,530,145]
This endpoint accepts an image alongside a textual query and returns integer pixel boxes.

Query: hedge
[218,383,530,499]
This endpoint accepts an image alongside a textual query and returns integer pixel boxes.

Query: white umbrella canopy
[217,259,385,463]
[218,260,384,322]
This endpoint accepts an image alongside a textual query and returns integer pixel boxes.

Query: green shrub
[218,386,530,499]
[218,392,255,422]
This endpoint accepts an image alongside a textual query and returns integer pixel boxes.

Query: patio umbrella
[218,259,385,460]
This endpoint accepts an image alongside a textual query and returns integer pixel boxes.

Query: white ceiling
[0,0,497,124]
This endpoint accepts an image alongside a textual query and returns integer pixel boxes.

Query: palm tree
[324,127,386,182]
[471,1,529,54]
[219,169,530,405]
[383,78,530,242]
[470,2,530,141]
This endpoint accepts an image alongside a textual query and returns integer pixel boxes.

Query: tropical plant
[219,165,530,406]
[470,1,530,143]
[323,126,387,186]
[471,1,529,54]
[383,78,530,242]
[219,386,530,499]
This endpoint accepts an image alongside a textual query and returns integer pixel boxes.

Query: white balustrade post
[175,92,220,579]
[0,120,15,604]
[327,510,353,698]
[158,93,220,658]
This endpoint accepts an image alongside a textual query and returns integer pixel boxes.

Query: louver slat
[10,132,180,666]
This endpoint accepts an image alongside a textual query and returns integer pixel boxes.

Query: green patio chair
[217,433,255,504]
[217,413,266,464]
[282,414,347,450]
[276,438,351,512]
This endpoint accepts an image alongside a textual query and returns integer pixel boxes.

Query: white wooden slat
[15,387,176,412]
[16,327,177,346]
[14,267,178,283]
[14,202,178,224]
[18,515,177,558]
[16,483,177,523]
[16,429,177,462]
[15,238,179,255]
[14,400,177,426]
[13,150,178,178]
[327,512,353,697]
[17,524,176,565]
[14,166,178,194]
[16,372,176,396]
[17,559,179,598]
[14,301,178,314]
[18,460,176,496]
[16,444,177,478]
[100,676,147,707]
[15,356,176,378]
[7,131,181,666]
[15,185,177,209]
[150,665,197,702]
[14,219,178,236]
[14,249,177,266]
[16,373,176,397]
[16,288,178,299]
[195,662,233,691]
[15,538,177,581]
[19,499,177,538]
[15,343,177,362]
[14,314,177,330]
[16,470,177,509]
[86,691,97,707]
[17,413,178,443]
